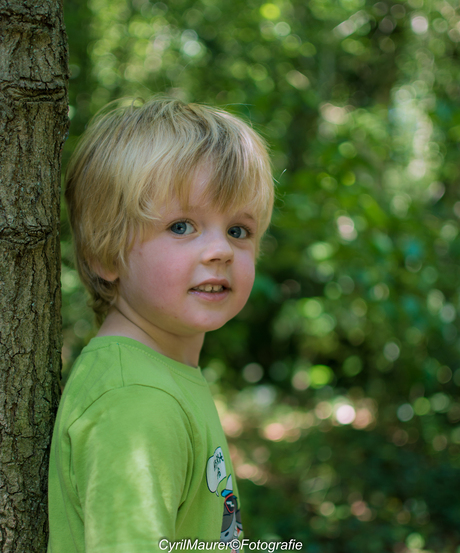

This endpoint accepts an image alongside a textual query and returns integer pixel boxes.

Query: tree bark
[0,1,68,551]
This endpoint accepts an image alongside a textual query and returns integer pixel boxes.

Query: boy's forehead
[161,166,258,218]
[163,197,257,221]
[186,165,220,204]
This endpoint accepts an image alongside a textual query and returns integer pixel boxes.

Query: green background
[62,0,460,550]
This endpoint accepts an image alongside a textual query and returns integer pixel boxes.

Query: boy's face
[112,170,259,344]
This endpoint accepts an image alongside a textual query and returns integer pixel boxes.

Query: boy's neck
[96,306,204,368]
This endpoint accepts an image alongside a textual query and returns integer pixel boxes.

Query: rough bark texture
[0,1,68,551]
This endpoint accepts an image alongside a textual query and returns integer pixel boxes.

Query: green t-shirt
[48,336,243,553]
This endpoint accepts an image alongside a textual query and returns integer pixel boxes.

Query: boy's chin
[184,307,248,334]
[197,317,237,334]
[205,323,228,333]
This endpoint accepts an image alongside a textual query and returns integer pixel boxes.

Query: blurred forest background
[61,0,460,551]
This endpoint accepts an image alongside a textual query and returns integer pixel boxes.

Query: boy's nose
[201,232,234,264]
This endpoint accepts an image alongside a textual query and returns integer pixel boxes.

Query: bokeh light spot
[383,342,400,362]
[397,403,414,422]
[413,397,431,416]
[260,3,280,20]
[302,298,323,318]
[286,70,309,90]
[336,404,356,425]
[406,533,425,550]
[263,422,285,441]
[292,369,310,391]
[242,363,264,383]
[309,365,334,388]
[411,15,429,35]
[343,355,363,377]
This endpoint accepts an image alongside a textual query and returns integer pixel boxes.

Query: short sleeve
[68,385,194,553]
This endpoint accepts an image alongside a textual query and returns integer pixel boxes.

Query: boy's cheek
[237,255,255,282]
[238,264,256,304]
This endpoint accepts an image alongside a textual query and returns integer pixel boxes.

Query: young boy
[48,98,274,552]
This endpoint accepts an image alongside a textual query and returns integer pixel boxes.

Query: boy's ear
[92,261,119,283]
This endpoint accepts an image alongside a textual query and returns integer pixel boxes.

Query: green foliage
[63,0,460,549]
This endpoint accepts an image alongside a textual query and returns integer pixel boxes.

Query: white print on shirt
[206,446,227,495]
[206,448,243,551]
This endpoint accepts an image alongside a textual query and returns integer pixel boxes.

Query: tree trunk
[0,1,68,551]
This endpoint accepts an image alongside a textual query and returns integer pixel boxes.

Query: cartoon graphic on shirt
[206,447,227,495]
[220,475,243,544]
[206,448,243,552]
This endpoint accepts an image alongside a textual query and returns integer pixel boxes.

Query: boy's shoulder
[60,336,209,429]
[71,334,205,383]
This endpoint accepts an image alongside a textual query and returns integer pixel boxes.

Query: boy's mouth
[191,284,226,293]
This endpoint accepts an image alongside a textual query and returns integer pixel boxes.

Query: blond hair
[65,97,274,323]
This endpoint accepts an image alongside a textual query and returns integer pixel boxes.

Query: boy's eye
[170,221,194,235]
[228,226,248,239]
